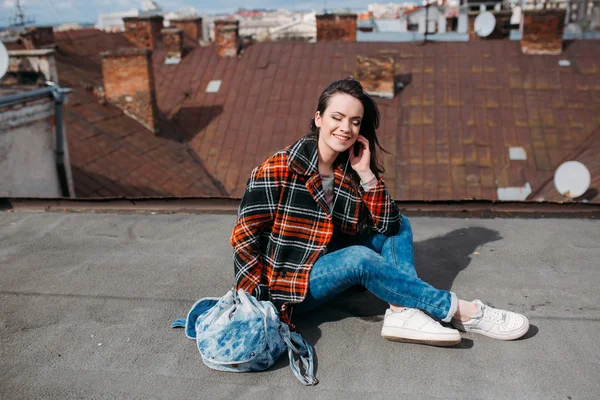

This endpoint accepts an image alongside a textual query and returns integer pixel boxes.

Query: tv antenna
[554,161,591,199]
[423,0,436,44]
[9,0,35,28]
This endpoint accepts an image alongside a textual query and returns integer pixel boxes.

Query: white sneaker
[381,308,462,347]
[452,300,530,340]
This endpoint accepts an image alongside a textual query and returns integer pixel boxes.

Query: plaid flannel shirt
[231,135,402,311]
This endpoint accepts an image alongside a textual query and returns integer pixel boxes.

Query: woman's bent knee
[400,215,412,233]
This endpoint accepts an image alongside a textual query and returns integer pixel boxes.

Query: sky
[1,0,386,26]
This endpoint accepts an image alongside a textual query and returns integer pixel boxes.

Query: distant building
[96,0,163,32]
[55,23,83,32]
[164,7,200,26]
[0,48,74,198]
[267,12,317,42]
[96,9,141,32]
[368,2,421,18]
[205,10,318,42]
[359,4,469,42]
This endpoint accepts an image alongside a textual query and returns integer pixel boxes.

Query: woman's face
[315,93,364,157]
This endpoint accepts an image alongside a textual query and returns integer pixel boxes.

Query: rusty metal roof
[152,39,600,201]
[529,126,600,202]
[8,29,599,201]
[51,29,225,197]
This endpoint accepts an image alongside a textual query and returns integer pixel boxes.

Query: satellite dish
[565,23,583,39]
[0,41,9,81]
[474,12,496,37]
[554,161,591,198]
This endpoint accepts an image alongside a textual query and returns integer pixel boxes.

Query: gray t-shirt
[321,173,378,209]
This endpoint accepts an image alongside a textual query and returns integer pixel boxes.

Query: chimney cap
[214,19,240,25]
[161,28,182,34]
[25,25,54,30]
[214,20,240,32]
[169,17,202,22]
[317,13,358,18]
[8,49,55,56]
[22,26,54,36]
[100,48,152,58]
[123,15,164,22]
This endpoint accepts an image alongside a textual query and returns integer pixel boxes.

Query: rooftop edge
[1,198,599,218]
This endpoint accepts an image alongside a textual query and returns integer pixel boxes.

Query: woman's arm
[358,175,402,236]
[350,136,401,236]
[230,159,282,298]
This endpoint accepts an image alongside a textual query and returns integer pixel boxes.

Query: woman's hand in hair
[350,135,374,180]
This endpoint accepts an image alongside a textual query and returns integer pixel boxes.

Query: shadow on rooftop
[294,226,503,353]
[517,324,538,341]
[71,165,169,198]
[158,105,224,144]
[414,226,502,291]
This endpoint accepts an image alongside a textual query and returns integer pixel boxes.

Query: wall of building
[270,20,317,42]
[0,96,69,197]
[357,31,469,41]
[7,49,59,84]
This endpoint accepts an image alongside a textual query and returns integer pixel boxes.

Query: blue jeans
[295,216,458,322]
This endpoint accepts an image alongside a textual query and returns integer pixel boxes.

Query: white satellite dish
[0,41,9,81]
[554,161,591,198]
[474,12,496,38]
[565,23,583,39]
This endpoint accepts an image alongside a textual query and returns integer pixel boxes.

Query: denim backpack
[172,289,318,385]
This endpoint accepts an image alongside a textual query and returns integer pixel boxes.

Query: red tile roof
[152,39,600,201]
[52,29,225,197]
[10,29,598,201]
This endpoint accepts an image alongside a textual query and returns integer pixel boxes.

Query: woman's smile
[332,133,351,142]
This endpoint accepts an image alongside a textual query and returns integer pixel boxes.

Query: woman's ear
[314,111,322,128]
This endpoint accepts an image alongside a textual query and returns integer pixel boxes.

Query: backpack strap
[283,331,318,386]
[171,318,186,328]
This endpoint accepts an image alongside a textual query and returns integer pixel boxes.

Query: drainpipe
[47,82,71,198]
[0,82,72,197]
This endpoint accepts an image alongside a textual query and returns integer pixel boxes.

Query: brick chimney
[169,17,202,42]
[467,11,480,41]
[521,9,566,55]
[356,56,395,99]
[6,49,59,84]
[214,20,240,58]
[21,26,55,49]
[123,15,164,49]
[162,28,184,64]
[100,48,159,133]
[316,14,357,42]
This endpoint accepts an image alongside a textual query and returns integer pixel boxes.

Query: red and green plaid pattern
[231,135,401,310]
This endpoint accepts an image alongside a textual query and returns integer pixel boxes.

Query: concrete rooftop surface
[1,210,599,399]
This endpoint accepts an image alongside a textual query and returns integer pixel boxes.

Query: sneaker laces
[480,304,505,324]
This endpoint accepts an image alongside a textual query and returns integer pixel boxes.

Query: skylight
[206,80,221,93]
